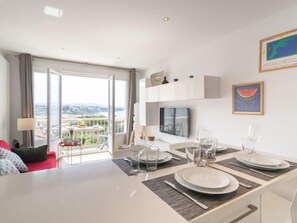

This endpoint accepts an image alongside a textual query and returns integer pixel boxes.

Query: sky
[34,73,127,107]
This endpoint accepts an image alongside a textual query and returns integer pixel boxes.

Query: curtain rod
[30,55,132,71]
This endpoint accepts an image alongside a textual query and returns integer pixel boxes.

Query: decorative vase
[162,76,169,84]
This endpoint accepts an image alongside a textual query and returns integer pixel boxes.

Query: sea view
[34,103,126,143]
[35,103,125,118]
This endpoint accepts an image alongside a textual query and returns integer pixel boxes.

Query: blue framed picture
[232,82,264,115]
[260,28,297,72]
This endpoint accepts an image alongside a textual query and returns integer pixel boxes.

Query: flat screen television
[160,107,190,138]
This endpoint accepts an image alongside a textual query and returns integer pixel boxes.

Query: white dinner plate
[236,155,290,170]
[138,151,168,161]
[182,167,230,189]
[132,152,173,164]
[236,154,282,167]
[215,145,228,152]
[175,167,239,195]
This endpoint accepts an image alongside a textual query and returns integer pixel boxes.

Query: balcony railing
[35,117,126,149]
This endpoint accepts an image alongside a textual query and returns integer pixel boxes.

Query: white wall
[0,54,10,141]
[144,5,297,158]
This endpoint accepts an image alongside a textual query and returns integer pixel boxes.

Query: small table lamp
[17,118,36,147]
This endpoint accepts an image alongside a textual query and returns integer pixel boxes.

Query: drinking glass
[248,125,262,154]
[241,137,254,154]
[145,146,160,171]
[186,146,202,165]
[207,137,217,164]
[186,147,195,164]
[130,145,146,175]
[185,146,201,165]
[196,126,214,166]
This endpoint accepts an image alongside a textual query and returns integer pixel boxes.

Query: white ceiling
[0,0,296,70]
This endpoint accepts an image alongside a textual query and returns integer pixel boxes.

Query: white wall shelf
[146,75,220,103]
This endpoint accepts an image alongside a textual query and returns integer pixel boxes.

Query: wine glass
[248,125,262,154]
[196,126,214,166]
[130,145,146,175]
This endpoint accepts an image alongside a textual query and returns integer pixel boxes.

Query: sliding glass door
[34,68,128,157]
[108,75,115,155]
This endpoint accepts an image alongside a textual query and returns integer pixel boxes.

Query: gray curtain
[19,54,34,147]
[126,68,136,145]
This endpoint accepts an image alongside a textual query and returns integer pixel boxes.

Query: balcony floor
[58,149,112,167]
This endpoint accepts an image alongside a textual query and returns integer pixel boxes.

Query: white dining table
[0,147,296,223]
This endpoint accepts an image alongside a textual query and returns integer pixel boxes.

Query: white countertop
[1,149,296,223]
[0,159,185,223]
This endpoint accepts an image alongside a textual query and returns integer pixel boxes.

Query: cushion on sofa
[0,140,11,151]
[0,148,28,172]
[0,158,20,176]
[11,139,20,149]
[26,151,56,172]
[12,145,48,163]
[0,140,56,172]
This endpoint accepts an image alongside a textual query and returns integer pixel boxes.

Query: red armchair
[0,140,56,172]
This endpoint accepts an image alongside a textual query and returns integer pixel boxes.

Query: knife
[238,181,252,189]
[164,181,208,210]
[229,162,274,178]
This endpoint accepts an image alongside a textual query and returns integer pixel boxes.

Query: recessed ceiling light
[163,17,169,22]
[43,6,63,18]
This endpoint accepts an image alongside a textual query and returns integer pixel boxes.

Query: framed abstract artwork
[259,28,297,72]
[232,81,264,115]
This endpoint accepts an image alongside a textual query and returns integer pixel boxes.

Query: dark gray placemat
[143,172,260,221]
[112,152,187,176]
[216,157,297,181]
[176,147,239,156]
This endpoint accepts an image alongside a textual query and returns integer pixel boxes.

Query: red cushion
[26,152,56,172]
[0,140,11,151]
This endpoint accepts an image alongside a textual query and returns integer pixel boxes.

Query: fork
[123,157,134,166]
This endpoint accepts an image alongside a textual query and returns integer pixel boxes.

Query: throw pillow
[0,158,20,176]
[11,139,20,149]
[0,148,28,172]
[12,145,48,163]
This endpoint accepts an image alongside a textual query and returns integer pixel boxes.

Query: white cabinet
[137,78,158,126]
[146,75,220,103]
[146,85,160,102]
[261,192,292,223]
[136,75,220,125]
[194,195,260,223]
